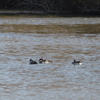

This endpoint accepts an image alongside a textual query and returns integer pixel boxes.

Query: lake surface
[0,15,100,100]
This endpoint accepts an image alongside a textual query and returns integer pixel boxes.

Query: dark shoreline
[0,10,100,17]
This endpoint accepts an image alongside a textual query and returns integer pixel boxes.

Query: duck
[72,59,82,65]
[39,58,52,64]
[29,59,38,64]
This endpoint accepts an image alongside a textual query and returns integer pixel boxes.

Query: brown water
[0,16,100,100]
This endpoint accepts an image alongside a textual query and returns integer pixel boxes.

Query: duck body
[39,58,44,64]
[29,59,38,64]
[72,59,82,65]
[39,58,52,64]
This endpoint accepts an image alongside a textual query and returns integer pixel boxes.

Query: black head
[39,58,43,60]
[29,59,33,61]
[74,59,76,62]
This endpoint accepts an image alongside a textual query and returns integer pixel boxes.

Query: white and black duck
[72,59,82,65]
[39,58,52,64]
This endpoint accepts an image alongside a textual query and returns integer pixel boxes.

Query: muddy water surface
[0,16,100,100]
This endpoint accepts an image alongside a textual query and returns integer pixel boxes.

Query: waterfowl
[29,59,38,64]
[39,58,52,64]
[72,59,82,65]
[39,58,44,64]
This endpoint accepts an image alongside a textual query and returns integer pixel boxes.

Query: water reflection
[0,16,100,100]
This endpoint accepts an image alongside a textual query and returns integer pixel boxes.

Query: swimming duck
[72,59,82,65]
[39,58,52,64]
[29,59,38,64]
